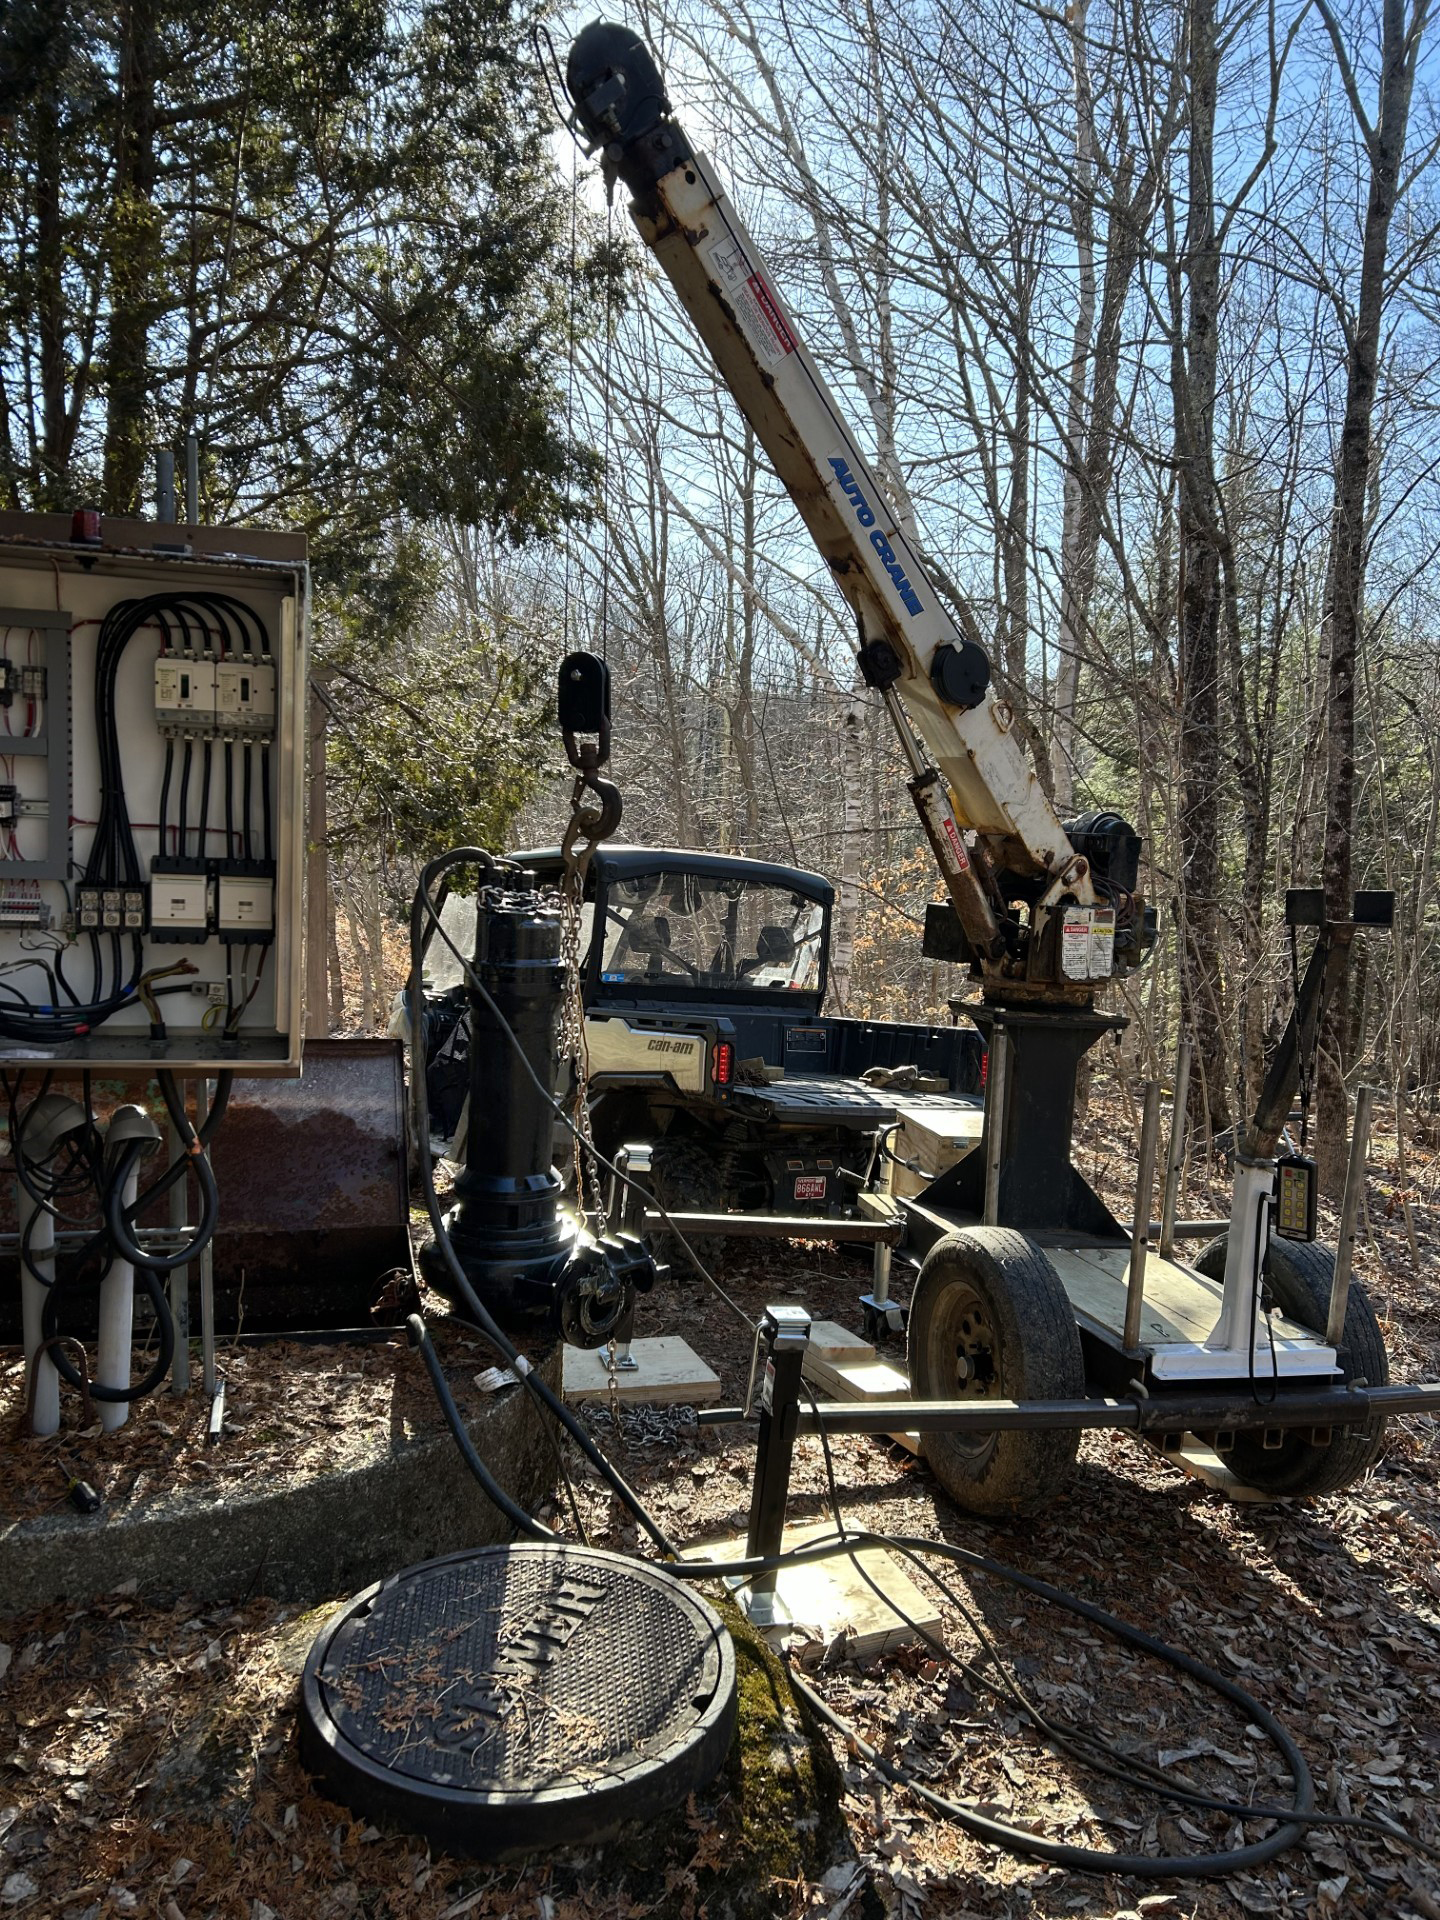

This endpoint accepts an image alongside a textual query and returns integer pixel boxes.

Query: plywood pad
[771,1520,942,1655]
[562,1337,722,1405]
[684,1521,942,1657]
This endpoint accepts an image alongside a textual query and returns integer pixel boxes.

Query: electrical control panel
[0,513,308,1072]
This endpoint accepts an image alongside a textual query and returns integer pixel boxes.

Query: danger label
[747,273,796,355]
[941,817,971,873]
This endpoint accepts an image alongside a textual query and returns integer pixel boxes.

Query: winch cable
[404,858,1439,1881]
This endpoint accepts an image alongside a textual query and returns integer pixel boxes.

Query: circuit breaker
[0,512,308,1072]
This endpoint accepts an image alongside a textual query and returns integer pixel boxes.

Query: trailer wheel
[907,1228,1085,1518]
[1193,1235,1390,1496]
[648,1135,730,1277]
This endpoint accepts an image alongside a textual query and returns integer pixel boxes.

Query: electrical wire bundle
[10,1068,229,1410]
[402,848,1440,1886]
[0,589,273,1046]
[152,591,273,870]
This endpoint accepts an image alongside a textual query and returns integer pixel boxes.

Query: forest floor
[1,1077,1437,1920]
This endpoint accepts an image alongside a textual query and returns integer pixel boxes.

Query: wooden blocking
[1168,1439,1279,1504]
[801,1343,919,1454]
[805,1319,874,1362]
[561,1336,722,1405]
[681,1521,943,1657]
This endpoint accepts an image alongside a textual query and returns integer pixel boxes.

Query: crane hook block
[929,640,991,711]
[558,650,610,733]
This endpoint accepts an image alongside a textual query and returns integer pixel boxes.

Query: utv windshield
[597,870,825,994]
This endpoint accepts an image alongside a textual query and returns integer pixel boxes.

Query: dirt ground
[1,1080,1437,1920]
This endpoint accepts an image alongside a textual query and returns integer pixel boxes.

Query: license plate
[794,1174,826,1201]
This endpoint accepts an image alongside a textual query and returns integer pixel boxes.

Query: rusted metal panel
[0,1040,412,1337]
[206,1039,412,1328]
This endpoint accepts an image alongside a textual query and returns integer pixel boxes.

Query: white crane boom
[565,23,1150,999]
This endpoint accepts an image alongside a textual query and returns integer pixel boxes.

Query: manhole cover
[298,1543,736,1856]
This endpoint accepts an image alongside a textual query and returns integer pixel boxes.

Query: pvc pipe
[1123,1080,1162,1352]
[1326,1086,1374,1350]
[1159,1040,1192,1259]
[199,1080,218,1399]
[1208,1157,1275,1352]
[96,1156,140,1432]
[18,1181,60,1436]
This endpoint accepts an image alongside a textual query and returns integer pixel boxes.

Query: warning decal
[746,273,796,356]
[707,234,794,367]
[941,817,972,873]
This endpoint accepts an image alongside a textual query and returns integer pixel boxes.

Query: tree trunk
[1053,0,1098,813]
[828,674,866,1012]
[1172,0,1231,1138]
[304,682,331,1038]
[102,0,161,513]
[1315,0,1427,1194]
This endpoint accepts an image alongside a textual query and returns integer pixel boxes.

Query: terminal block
[154,652,217,736]
[0,661,17,709]
[0,785,17,829]
[150,858,210,943]
[20,666,46,700]
[79,884,148,931]
[0,881,49,928]
[215,658,277,739]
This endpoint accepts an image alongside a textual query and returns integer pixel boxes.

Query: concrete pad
[562,1336,721,1405]
[0,1348,561,1616]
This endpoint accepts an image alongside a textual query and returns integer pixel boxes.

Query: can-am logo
[828,458,923,616]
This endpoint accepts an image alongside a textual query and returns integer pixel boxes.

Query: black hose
[41,1260,175,1403]
[103,1131,218,1274]
[406,1314,557,1543]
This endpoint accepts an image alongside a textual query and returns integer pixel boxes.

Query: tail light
[712,1041,734,1086]
[980,1048,988,1089]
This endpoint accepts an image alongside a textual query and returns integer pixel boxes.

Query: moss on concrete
[531,1594,857,1920]
[715,1592,850,1892]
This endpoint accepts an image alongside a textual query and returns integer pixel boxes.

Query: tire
[1193,1234,1390,1496]
[907,1228,1086,1518]
[648,1134,731,1277]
